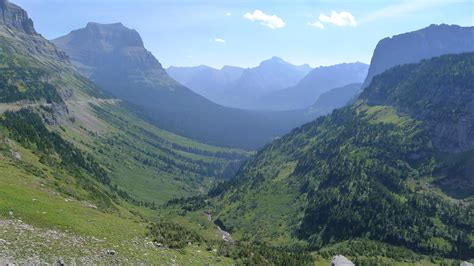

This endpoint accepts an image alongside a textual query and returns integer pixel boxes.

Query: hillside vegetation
[205,53,474,261]
[0,7,265,263]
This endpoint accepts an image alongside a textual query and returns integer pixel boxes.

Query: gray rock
[0,0,36,34]
[461,262,473,266]
[363,24,474,89]
[54,260,65,266]
[106,249,116,256]
[330,255,354,266]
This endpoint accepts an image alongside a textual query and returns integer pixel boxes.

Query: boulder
[330,255,354,266]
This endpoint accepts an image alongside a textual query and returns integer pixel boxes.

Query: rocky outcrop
[363,24,474,88]
[0,1,69,65]
[330,255,354,266]
[0,0,36,35]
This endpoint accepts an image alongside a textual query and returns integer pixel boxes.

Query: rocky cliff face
[362,24,474,88]
[0,0,36,35]
[0,1,68,65]
[53,22,168,80]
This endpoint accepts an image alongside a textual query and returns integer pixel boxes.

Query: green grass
[57,102,249,204]
[0,139,233,264]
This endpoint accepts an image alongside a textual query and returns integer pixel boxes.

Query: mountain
[362,24,474,88]
[166,65,244,102]
[53,23,307,149]
[223,57,312,109]
[167,57,312,109]
[0,0,36,34]
[306,83,361,117]
[258,62,368,110]
[205,53,474,261]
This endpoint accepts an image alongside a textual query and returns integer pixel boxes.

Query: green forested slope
[208,53,474,260]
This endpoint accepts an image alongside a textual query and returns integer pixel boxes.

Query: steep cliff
[362,24,474,88]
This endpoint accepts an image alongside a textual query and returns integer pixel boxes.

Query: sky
[13,0,474,69]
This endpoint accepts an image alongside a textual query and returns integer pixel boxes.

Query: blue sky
[14,0,473,68]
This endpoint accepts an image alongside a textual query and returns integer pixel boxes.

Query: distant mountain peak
[0,0,36,34]
[69,22,144,48]
[260,56,287,66]
[86,22,125,29]
[270,56,284,61]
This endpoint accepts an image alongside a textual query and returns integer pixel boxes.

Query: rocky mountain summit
[53,22,170,82]
[362,24,474,88]
[0,0,36,35]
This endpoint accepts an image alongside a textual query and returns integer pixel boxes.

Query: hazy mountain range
[168,56,312,109]
[52,23,310,149]
[257,62,369,110]
[168,58,368,111]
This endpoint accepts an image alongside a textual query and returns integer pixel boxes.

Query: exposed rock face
[53,22,168,81]
[363,24,474,88]
[0,0,36,35]
[330,255,354,266]
[0,1,68,64]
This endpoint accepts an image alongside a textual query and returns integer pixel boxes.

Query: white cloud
[243,10,285,29]
[319,11,357,27]
[226,12,232,16]
[308,21,325,29]
[214,38,226,44]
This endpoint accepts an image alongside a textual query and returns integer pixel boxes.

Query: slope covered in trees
[207,53,474,260]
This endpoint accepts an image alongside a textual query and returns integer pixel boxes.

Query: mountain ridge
[257,62,369,110]
[167,56,312,109]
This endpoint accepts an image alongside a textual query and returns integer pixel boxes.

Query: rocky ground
[0,219,119,264]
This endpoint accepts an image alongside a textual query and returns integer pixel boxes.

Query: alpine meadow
[0,0,473,265]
